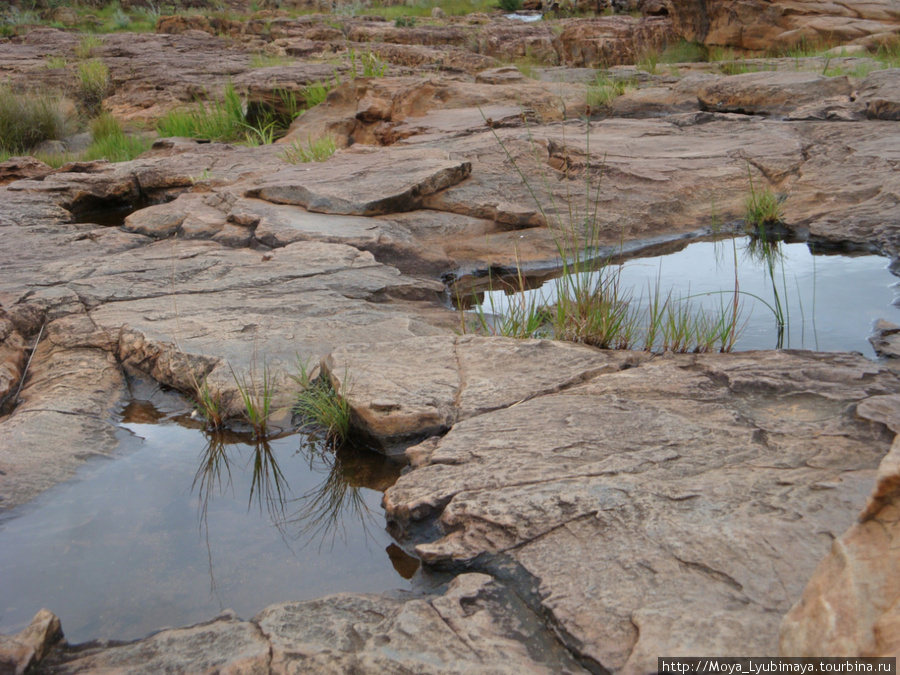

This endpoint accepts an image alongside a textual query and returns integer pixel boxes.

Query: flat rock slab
[697,71,853,115]
[379,347,900,672]
[323,336,644,446]
[43,575,589,674]
[246,146,472,216]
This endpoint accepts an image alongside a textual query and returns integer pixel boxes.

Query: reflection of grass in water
[284,439,391,552]
[743,229,788,348]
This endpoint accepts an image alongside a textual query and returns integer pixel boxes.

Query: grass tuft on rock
[0,85,75,154]
[292,358,352,448]
[76,59,111,114]
[280,135,338,164]
[82,112,152,163]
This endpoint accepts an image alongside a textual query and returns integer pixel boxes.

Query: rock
[155,14,214,35]
[553,16,675,68]
[0,157,52,186]
[247,146,472,216]
[432,6,446,17]
[0,310,26,405]
[44,612,271,675]
[324,335,641,446]
[779,396,900,656]
[697,71,854,115]
[0,337,126,511]
[870,319,900,359]
[661,0,900,51]
[476,66,527,85]
[41,6,78,25]
[0,609,62,675]
[380,348,900,672]
[859,68,900,121]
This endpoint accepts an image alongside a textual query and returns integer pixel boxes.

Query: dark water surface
[0,409,415,644]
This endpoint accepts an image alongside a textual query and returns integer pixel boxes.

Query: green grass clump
[744,167,784,229]
[157,83,249,142]
[661,40,707,63]
[44,56,68,70]
[292,358,352,447]
[280,135,338,164]
[394,15,416,27]
[232,363,275,441]
[349,49,388,78]
[249,52,296,68]
[586,74,635,109]
[75,34,104,59]
[77,59,111,113]
[81,112,152,163]
[498,0,523,11]
[302,78,336,109]
[0,86,75,154]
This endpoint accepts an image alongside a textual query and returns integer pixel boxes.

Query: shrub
[394,15,416,26]
[0,86,75,153]
[77,59,111,113]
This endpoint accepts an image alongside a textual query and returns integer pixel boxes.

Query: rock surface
[0,609,63,675]
[376,348,900,672]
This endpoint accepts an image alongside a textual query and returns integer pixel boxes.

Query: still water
[0,405,415,644]
[473,237,900,354]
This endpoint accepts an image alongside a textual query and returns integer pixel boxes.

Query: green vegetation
[586,74,636,109]
[302,78,336,109]
[498,0,523,11]
[348,48,388,78]
[192,379,226,432]
[0,85,75,155]
[292,358,352,447]
[660,40,707,64]
[82,112,152,162]
[394,15,417,27]
[280,135,338,164]
[75,34,104,59]
[76,59,111,113]
[44,55,68,70]
[232,363,276,441]
[249,52,296,68]
[744,167,784,229]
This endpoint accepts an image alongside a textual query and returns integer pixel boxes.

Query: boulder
[0,609,63,675]
[859,68,900,121]
[0,157,52,186]
[697,71,853,115]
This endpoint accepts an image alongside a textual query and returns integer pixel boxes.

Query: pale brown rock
[0,157,52,186]
[380,348,900,672]
[0,609,62,675]
[697,71,853,115]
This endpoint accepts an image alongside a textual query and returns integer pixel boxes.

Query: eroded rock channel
[3,3,900,672]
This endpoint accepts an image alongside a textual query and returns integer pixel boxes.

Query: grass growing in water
[292,358,352,448]
[232,362,275,441]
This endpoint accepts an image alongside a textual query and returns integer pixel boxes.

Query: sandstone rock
[697,71,853,115]
[380,348,900,672]
[156,14,214,35]
[475,66,527,85]
[870,319,900,359]
[553,16,675,68]
[0,157,52,187]
[44,612,271,675]
[0,609,62,675]
[859,68,900,121]
[0,310,26,405]
[323,335,642,446]
[247,146,472,216]
[432,6,446,18]
[0,338,127,510]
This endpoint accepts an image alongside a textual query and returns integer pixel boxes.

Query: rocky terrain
[2,0,900,672]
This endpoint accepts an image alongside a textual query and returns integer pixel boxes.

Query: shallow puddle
[0,405,415,644]
[466,236,900,354]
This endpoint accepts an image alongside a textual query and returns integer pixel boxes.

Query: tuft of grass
[280,135,338,164]
[744,166,784,229]
[394,15,416,27]
[75,34,104,59]
[157,83,249,143]
[661,40,707,64]
[44,55,68,70]
[232,362,275,441]
[349,48,388,78]
[301,78,335,109]
[873,36,900,69]
[192,379,225,431]
[586,74,635,109]
[291,357,352,447]
[0,85,75,154]
[82,112,152,163]
[637,47,660,75]
[249,52,296,68]
[498,0,523,10]
[76,59,111,114]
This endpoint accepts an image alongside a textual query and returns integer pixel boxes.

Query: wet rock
[323,335,642,446]
[697,71,854,116]
[870,319,900,359]
[44,612,271,675]
[247,146,472,216]
[0,338,127,510]
[0,609,62,675]
[380,348,900,672]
